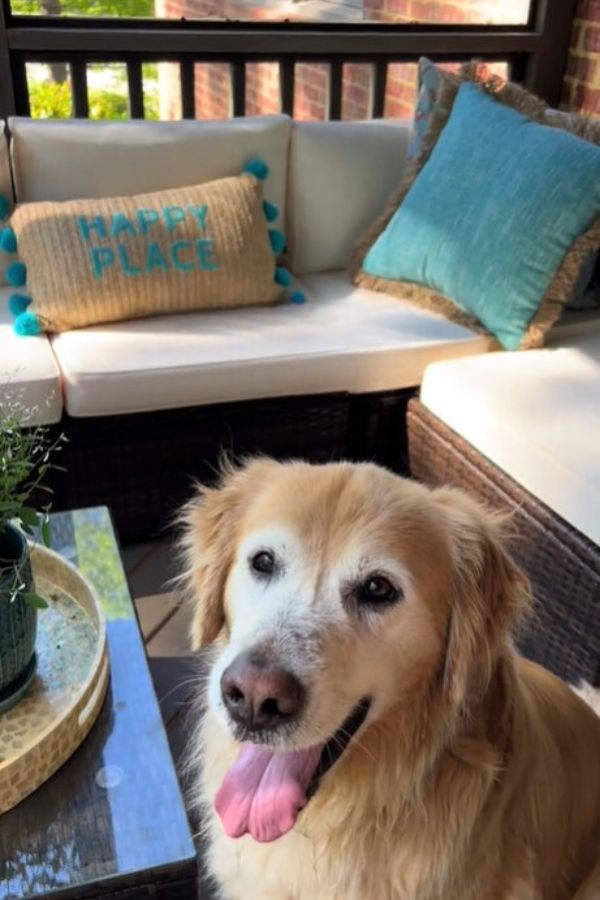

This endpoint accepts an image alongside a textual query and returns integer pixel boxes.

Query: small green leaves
[19,507,39,529]
[24,592,48,609]
[1,396,66,563]
[41,517,51,548]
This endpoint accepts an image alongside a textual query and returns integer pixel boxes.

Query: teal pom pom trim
[275,266,292,288]
[269,229,286,254]
[290,291,307,305]
[263,200,279,223]
[7,260,26,287]
[244,158,269,181]
[0,193,9,221]
[8,293,31,316]
[14,311,41,336]
[0,226,17,254]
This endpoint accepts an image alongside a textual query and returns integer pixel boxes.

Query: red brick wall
[156,0,231,117]
[156,0,595,121]
[562,0,600,117]
[245,63,280,116]
[294,64,329,121]
[363,0,528,24]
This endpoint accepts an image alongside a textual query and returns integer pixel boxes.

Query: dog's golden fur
[181,459,600,900]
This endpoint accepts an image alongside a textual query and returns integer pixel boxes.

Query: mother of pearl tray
[0,544,109,814]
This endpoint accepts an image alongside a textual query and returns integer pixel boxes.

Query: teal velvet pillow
[363,82,600,350]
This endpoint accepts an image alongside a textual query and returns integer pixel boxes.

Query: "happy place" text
[77,203,218,278]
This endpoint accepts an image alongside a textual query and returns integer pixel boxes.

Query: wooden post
[525,0,579,106]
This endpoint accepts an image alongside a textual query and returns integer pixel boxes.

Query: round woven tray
[0,544,109,815]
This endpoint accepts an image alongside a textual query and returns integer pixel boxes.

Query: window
[10,0,532,25]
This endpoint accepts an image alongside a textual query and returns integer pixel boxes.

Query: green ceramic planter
[0,523,37,714]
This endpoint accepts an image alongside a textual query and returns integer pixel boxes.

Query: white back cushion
[9,115,292,219]
[287,119,411,275]
[0,121,13,286]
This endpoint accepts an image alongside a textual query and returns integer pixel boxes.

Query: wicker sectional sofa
[2,113,493,539]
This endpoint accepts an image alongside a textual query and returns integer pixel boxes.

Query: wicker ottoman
[407,398,600,686]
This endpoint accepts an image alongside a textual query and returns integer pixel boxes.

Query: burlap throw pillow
[352,65,600,350]
[3,171,285,333]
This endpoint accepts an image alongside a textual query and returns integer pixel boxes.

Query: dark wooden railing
[0,0,578,121]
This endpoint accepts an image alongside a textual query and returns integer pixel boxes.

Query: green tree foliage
[88,88,130,120]
[13,1,160,120]
[12,0,154,16]
[27,76,159,120]
[27,80,72,118]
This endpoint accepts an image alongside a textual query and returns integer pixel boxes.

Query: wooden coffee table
[0,508,198,900]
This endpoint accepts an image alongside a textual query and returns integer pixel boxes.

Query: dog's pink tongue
[215,742,322,843]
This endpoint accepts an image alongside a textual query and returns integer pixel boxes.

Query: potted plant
[0,396,64,713]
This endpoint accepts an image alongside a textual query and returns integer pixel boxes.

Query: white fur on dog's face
[199,464,450,751]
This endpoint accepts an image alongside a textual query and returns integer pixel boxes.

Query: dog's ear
[434,487,531,707]
[179,457,279,650]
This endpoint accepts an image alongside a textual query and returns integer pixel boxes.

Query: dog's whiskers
[334,726,378,764]
[156,673,204,706]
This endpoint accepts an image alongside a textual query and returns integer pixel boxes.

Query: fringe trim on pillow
[356,272,501,350]
[352,62,600,350]
[522,212,600,349]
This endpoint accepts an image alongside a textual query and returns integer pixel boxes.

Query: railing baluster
[329,61,342,121]
[13,57,30,117]
[525,0,578,106]
[509,54,528,86]
[231,61,246,117]
[0,0,16,119]
[127,60,144,119]
[280,60,294,117]
[180,60,195,119]
[373,61,387,118]
[71,60,89,118]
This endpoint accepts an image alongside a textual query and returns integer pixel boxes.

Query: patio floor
[123,539,215,897]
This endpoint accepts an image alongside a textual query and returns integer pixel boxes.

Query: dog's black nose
[221,652,305,732]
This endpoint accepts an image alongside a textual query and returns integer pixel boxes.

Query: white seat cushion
[0,289,62,424]
[9,115,291,222]
[287,120,411,275]
[0,121,13,286]
[51,271,487,418]
[420,325,600,545]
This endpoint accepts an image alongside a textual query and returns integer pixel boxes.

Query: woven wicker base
[49,389,415,544]
[407,398,600,686]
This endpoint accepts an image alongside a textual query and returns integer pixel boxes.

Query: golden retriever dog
[181,459,600,900]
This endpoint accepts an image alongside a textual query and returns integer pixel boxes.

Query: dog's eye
[359,575,399,605]
[251,550,275,575]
